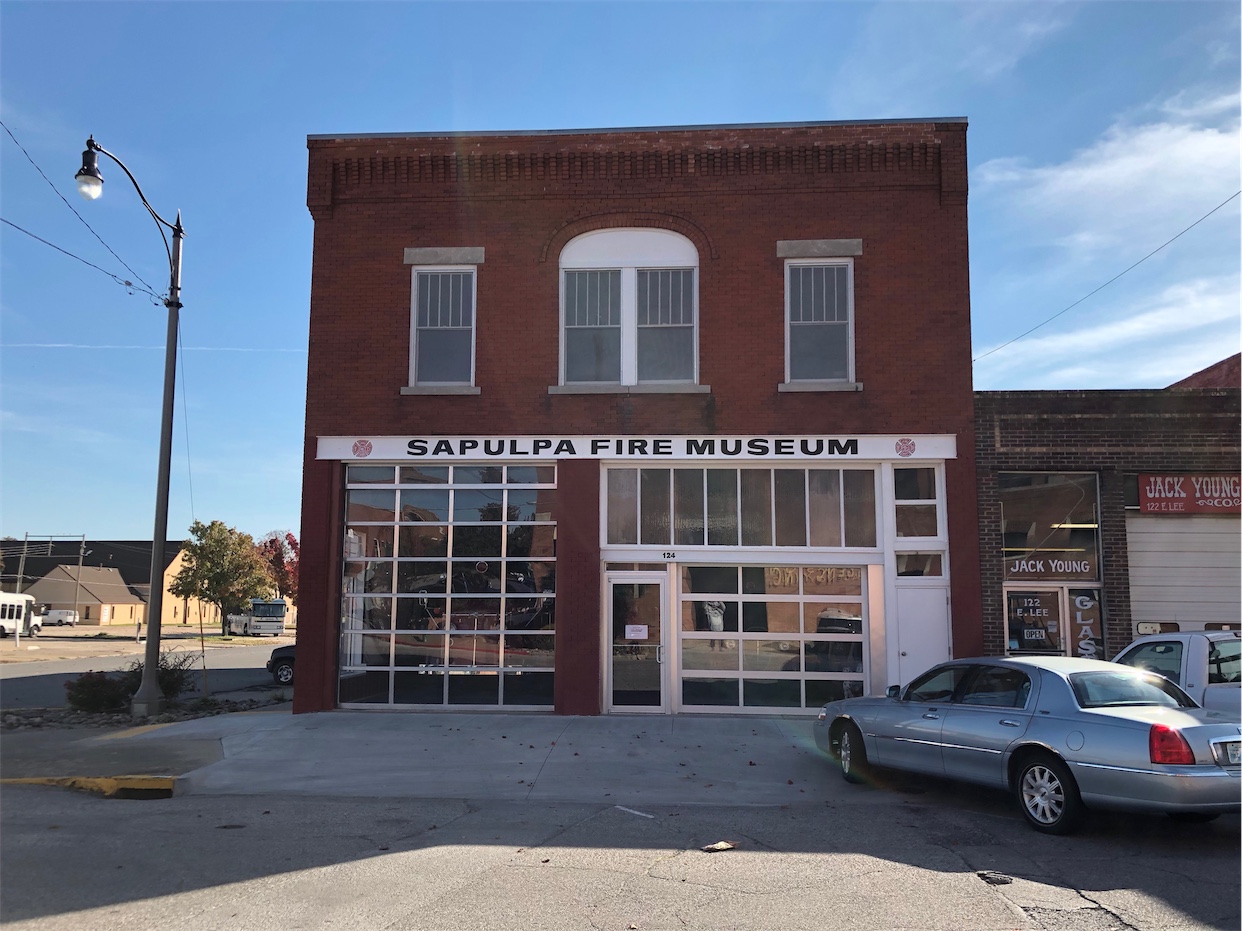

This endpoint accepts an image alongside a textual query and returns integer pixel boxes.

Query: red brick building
[975,383,1240,662]
[296,119,982,714]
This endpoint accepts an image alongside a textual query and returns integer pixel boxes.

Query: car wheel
[1016,754,1085,834]
[836,722,869,784]
[1168,812,1219,824]
[28,625,39,637]
[272,661,294,686]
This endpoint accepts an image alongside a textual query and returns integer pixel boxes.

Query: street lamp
[75,136,184,718]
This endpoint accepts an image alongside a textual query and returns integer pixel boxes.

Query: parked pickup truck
[1113,630,1241,712]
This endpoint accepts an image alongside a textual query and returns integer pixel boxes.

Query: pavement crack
[521,718,577,799]
[1071,889,1141,930]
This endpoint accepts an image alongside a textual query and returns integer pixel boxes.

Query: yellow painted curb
[0,775,176,797]
[96,723,172,740]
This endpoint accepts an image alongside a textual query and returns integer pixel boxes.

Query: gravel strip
[1,697,288,731]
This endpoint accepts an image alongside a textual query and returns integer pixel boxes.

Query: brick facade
[974,388,1241,659]
[298,120,981,713]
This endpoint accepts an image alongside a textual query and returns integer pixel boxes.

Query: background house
[0,540,222,629]
[22,564,145,626]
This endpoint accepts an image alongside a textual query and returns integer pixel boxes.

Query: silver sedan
[813,656,1241,834]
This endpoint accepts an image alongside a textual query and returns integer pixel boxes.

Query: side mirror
[886,685,901,700]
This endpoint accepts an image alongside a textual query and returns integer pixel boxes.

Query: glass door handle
[656,645,664,664]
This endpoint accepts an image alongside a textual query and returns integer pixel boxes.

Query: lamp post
[76,136,183,718]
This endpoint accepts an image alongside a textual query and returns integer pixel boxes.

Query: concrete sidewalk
[0,709,839,806]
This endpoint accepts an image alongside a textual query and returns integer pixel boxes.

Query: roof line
[307,117,969,142]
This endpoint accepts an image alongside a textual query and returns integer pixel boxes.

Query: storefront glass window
[774,470,808,546]
[740,471,773,546]
[843,470,878,547]
[807,470,843,547]
[640,469,672,545]
[399,466,448,484]
[340,464,557,707]
[679,565,865,710]
[1000,473,1100,581]
[673,469,705,545]
[706,470,740,545]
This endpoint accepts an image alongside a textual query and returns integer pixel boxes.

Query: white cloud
[974,274,1241,389]
[0,407,135,451]
[975,89,1240,262]
[1159,89,1241,122]
[821,2,1073,117]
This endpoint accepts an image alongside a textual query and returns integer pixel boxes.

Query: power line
[0,119,160,296]
[0,217,163,302]
[974,190,1242,363]
[1,341,307,352]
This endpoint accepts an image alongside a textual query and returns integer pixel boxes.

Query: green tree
[170,520,273,621]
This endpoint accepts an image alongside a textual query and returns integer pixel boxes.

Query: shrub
[118,650,200,701]
[64,670,131,713]
[64,650,201,712]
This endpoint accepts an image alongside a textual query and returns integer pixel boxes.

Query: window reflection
[1000,473,1100,581]
[344,464,558,707]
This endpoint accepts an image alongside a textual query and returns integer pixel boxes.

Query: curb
[1,775,177,798]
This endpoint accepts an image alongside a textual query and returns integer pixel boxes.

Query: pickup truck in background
[1113,630,1241,712]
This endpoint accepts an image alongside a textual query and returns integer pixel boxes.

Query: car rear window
[1069,670,1195,709]
[1208,640,1241,685]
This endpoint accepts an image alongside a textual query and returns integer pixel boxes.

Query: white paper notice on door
[625,624,648,640]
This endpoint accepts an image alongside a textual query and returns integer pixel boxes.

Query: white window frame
[783,257,856,389]
[558,229,700,389]
[407,264,478,392]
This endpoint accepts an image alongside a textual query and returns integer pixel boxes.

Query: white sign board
[624,624,648,640]
[319,434,956,462]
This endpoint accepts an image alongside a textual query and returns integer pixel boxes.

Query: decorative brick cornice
[326,142,942,192]
[540,212,718,262]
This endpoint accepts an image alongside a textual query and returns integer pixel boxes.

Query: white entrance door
[607,573,668,712]
[894,586,951,685]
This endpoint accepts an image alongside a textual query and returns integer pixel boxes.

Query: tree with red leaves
[258,531,300,605]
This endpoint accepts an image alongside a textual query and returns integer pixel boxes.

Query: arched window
[559,229,699,386]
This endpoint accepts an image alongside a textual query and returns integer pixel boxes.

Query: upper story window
[413,268,475,384]
[785,258,854,384]
[560,229,699,387]
[403,247,484,395]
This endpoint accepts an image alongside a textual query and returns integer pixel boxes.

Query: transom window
[785,259,854,383]
[606,467,877,548]
[894,467,941,538]
[409,267,476,386]
[560,229,699,385]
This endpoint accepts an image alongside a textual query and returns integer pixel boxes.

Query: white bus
[0,592,38,637]
[225,598,288,636]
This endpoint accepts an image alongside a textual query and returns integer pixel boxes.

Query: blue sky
[1,1,1238,543]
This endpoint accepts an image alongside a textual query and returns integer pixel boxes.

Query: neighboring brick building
[975,385,1240,661]
[298,119,982,714]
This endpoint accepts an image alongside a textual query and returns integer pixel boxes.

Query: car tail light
[1149,724,1195,764]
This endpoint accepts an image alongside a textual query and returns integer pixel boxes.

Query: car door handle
[999,719,1022,727]
[922,712,940,720]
